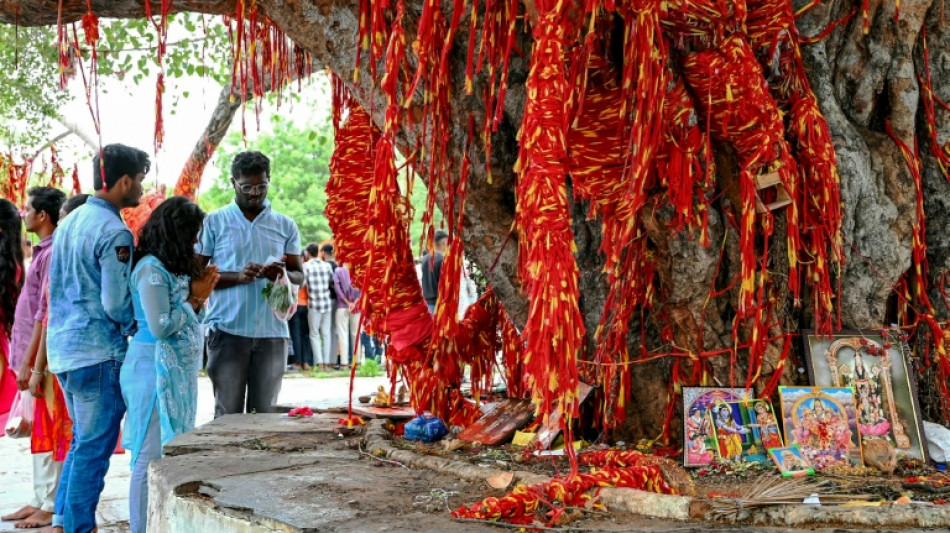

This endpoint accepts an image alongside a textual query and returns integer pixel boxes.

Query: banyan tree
[2,0,950,449]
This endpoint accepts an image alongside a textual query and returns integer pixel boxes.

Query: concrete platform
[148,413,950,533]
[150,414,493,533]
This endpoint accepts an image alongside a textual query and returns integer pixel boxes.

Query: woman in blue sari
[120,197,218,533]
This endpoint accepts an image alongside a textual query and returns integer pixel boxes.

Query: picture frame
[768,446,815,477]
[708,400,782,463]
[778,386,863,469]
[802,329,928,461]
[682,387,750,467]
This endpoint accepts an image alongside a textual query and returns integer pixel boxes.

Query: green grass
[291,360,384,379]
[357,358,383,378]
[304,367,351,379]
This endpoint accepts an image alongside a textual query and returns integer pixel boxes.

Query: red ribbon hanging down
[3,157,33,207]
[680,32,801,389]
[919,27,950,180]
[424,115,478,425]
[48,146,66,189]
[885,122,950,416]
[886,122,934,316]
[456,289,518,404]
[515,1,585,470]
[656,76,715,241]
[747,0,843,335]
[499,304,528,399]
[325,76,482,424]
[366,0,464,422]
[565,41,648,429]
[144,0,171,151]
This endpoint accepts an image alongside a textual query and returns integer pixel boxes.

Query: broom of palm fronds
[708,475,872,522]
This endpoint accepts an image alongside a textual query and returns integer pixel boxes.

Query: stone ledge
[163,413,343,456]
[746,503,950,528]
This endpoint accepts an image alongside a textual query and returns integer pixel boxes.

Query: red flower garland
[453,449,678,526]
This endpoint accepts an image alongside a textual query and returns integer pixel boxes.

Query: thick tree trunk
[5,0,949,440]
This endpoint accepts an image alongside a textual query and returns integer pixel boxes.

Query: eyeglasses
[234,182,269,195]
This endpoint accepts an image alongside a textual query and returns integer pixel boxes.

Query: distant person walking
[420,230,448,313]
[288,248,313,371]
[333,263,360,369]
[121,197,218,533]
[47,144,149,533]
[320,244,340,366]
[303,243,334,370]
[197,151,303,416]
[458,261,478,319]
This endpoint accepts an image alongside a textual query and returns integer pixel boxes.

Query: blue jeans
[54,360,126,533]
[360,332,382,362]
[129,406,161,533]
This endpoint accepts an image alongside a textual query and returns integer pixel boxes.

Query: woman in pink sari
[0,199,24,429]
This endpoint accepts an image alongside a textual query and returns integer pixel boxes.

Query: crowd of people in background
[0,143,480,533]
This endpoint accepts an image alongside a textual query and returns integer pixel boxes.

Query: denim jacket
[47,197,136,374]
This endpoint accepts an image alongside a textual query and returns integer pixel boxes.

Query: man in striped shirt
[302,243,335,370]
[197,151,303,417]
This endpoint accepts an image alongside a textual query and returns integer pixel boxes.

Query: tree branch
[30,131,71,159]
[97,35,216,55]
[0,1,236,26]
[53,118,97,150]
[175,61,321,199]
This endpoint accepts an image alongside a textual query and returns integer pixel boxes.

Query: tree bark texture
[5,0,950,440]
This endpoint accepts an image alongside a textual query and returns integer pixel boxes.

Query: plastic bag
[262,266,297,321]
[924,421,950,463]
[403,414,448,443]
[4,390,34,439]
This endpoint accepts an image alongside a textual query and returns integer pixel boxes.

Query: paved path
[0,374,390,532]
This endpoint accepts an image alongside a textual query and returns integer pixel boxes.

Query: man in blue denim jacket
[46,144,148,533]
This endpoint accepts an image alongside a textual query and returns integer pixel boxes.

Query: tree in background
[0,25,72,150]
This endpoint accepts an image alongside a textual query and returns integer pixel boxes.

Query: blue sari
[120,255,202,465]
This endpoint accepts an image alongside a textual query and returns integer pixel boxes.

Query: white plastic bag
[263,266,297,322]
[4,390,34,439]
[924,421,950,463]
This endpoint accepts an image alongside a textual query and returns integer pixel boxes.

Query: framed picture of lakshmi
[682,387,749,467]
[802,329,928,461]
[709,400,782,463]
[778,386,863,469]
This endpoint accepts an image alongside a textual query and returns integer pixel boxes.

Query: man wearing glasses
[197,151,303,416]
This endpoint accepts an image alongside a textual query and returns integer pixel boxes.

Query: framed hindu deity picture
[708,400,782,463]
[768,446,815,477]
[778,386,863,469]
[682,387,749,467]
[802,329,927,461]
